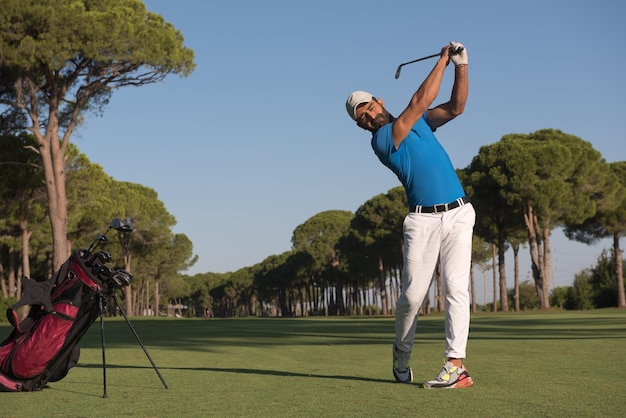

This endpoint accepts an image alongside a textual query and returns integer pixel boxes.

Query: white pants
[395,203,475,359]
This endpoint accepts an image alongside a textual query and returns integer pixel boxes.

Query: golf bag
[0,251,118,392]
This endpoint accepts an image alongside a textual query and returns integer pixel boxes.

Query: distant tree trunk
[37,122,71,272]
[386,270,393,314]
[615,234,625,308]
[127,287,134,314]
[310,282,317,314]
[492,243,497,312]
[362,286,366,315]
[378,257,389,315]
[327,286,332,316]
[498,231,509,312]
[524,203,550,309]
[123,255,133,315]
[336,285,342,315]
[470,264,477,313]
[305,284,312,316]
[19,221,32,279]
[513,244,520,312]
[8,247,17,298]
[278,291,289,317]
[541,227,552,308]
[145,280,150,316]
[0,262,7,298]
[154,280,160,317]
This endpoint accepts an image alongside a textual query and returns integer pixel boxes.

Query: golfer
[345,42,474,389]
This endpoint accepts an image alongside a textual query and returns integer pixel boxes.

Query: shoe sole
[423,375,473,389]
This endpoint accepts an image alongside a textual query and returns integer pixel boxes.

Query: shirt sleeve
[423,111,436,132]
[371,123,395,160]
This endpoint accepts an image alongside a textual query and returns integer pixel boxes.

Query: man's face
[355,98,390,132]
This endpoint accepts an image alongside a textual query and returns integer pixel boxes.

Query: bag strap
[6,258,72,333]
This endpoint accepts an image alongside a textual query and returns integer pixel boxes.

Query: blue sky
[76,0,625,299]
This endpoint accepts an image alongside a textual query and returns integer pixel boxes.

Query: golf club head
[93,263,112,280]
[110,218,134,233]
[94,251,112,264]
[86,250,112,267]
[393,52,440,79]
[111,270,132,287]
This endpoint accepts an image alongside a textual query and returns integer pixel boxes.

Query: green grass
[1,309,625,417]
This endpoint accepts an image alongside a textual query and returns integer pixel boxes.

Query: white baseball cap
[346,91,374,120]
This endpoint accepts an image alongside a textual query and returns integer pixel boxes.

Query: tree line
[1,128,625,320]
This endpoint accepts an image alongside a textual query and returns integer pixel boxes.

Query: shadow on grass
[76,362,392,384]
[79,317,403,350]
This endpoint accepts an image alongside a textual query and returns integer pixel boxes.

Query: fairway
[1,309,625,417]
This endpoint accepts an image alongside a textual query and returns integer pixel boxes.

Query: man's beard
[370,108,390,132]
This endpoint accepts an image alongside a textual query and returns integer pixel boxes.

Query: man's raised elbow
[450,102,467,117]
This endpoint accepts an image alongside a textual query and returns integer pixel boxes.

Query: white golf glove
[449,41,468,66]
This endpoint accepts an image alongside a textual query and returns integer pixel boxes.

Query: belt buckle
[434,203,447,214]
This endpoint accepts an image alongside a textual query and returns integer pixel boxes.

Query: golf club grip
[450,45,464,55]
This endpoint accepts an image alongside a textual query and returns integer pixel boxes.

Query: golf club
[86,251,112,267]
[394,46,464,79]
[83,234,109,259]
[110,218,134,233]
[82,218,134,259]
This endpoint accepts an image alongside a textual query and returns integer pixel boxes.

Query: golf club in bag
[0,218,168,396]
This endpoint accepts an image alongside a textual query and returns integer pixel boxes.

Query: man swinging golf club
[345,42,474,389]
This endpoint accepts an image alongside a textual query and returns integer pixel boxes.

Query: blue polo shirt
[371,114,465,207]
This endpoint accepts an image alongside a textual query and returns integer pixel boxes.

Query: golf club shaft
[394,46,464,79]
[398,53,441,69]
[394,53,439,79]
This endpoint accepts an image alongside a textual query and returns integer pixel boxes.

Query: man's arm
[391,45,451,148]
[428,42,469,129]
[427,64,468,129]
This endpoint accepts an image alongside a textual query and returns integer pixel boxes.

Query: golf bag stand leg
[112,294,168,389]
[99,296,108,398]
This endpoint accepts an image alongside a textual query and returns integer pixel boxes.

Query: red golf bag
[0,251,113,392]
[1,218,166,396]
